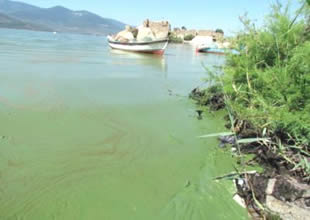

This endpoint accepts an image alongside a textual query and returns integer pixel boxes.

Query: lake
[0,28,248,220]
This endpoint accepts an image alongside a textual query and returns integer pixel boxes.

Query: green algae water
[0,29,248,220]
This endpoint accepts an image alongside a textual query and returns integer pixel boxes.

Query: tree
[181,26,187,30]
[215,28,224,35]
[184,34,195,41]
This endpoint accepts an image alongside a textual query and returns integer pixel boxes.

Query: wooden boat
[107,36,168,55]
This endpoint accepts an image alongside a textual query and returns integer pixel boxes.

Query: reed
[196,0,310,180]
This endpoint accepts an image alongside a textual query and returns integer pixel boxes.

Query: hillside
[0,12,51,31]
[0,0,125,34]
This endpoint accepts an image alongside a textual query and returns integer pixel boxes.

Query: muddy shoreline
[190,87,310,219]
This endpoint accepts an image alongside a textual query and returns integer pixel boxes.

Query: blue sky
[19,0,301,34]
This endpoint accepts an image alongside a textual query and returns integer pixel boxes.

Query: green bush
[168,34,183,43]
[184,34,195,41]
[217,1,310,146]
[215,29,224,35]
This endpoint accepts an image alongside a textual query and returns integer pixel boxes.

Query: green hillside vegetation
[184,34,195,41]
[0,0,125,34]
[168,32,183,43]
[0,12,51,31]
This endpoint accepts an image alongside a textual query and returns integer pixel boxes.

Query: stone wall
[171,28,224,41]
[112,19,170,41]
[147,20,170,39]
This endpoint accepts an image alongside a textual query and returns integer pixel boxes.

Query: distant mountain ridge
[0,0,125,34]
[0,12,52,31]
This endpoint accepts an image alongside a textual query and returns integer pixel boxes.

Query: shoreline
[190,87,310,219]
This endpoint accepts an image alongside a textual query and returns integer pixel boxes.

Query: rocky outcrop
[136,20,156,41]
[136,26,155,41]
[113,25,135,42]
[111,19,170,42]
[147,20,169,39]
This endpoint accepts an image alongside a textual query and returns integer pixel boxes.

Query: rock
[189,87,205,101]
[208,93,225,110]
[137,25,155,41]
[272,176,306,202]
[266,195,310,220]
[233,194,246,208]
[196,110,203,120]
[131,28,138,38]
[137,19,170,41]
[218,135,236,147]
[303,187,310,198]
[264,176,310,219]
[114,25,135,42]
[249,174,269,203]
[147,20,169,39]
[266,178,277,195]
[114,36,130,43]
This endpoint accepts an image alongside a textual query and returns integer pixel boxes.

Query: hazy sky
[18,0,301,34]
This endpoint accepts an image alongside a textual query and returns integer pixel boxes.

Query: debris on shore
[234,172,310,220]
[190,86,310,219]
[190,86,225,111]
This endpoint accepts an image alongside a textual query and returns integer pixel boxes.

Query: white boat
[107,36,168,55]
[196,45,226,54]
[196,45,240,55]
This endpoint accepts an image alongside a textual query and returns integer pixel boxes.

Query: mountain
[0,12,52,31]
[0,0,125,34]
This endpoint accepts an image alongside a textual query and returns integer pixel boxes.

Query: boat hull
[107,37,168,55]
[197,47,225,54]
[197,47,240,55]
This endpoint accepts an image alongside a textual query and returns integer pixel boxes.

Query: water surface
[0,29,247,220]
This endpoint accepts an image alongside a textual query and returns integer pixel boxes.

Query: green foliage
[216,2,310,147]
[215,28,224,35]
[168,33,183,43]
[266,213,282,220]
[184,34,195,41]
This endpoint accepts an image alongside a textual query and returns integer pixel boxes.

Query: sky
[18,0,301,35]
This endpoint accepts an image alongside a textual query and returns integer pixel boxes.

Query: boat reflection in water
[109,48,168,74]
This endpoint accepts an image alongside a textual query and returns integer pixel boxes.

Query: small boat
[197,45,239,55]
[107,36,168,55]
[196,45,225,54]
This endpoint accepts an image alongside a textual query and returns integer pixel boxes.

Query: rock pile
[146,20,169,39]
[111,19,170,42]
[113,25,135,42]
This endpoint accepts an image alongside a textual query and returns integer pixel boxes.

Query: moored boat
[107,36,168,55]
[196,45,240,55]
[196,46,225,54]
